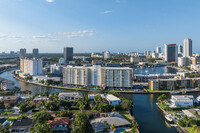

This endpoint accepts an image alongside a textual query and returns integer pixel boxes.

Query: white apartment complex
[63,65,133,88]
[20,58,43,76]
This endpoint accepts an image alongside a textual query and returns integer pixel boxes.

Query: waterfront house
[88,94,105,100]
[3,96,20,105]
[90,112,130,132]
[105,94,121,106]
[10,118,34,133]
[58,92,83,101]
[182,109,200,118]
[170,95,194,107]
[47,117,70,132]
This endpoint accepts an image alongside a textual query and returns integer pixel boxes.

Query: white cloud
[101,10,113,14]
[0,33,8,38]
[52,30,95,39]
[47,39,60,42]
[32,35,49,39]
[46,0,54,2]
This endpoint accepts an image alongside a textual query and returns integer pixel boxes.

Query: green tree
[0,123,10,133]
[55,110,72,118]
[121,99,134,110]
[193,111,199,122]
[157,94,168,102]
[44,90,49,98]
[46,79,53,85]
[110,124,116,133]
[5,103,11,111]
[190,125,200,133]
[71,111,89,133]
[30,123,52,133]
[33,110,52,123]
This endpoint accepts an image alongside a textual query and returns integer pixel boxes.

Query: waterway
[0,67,179,133]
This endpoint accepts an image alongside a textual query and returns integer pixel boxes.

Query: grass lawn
[145,89,173,93]
[159,103,166,110]
[119,111,133,123]
[0,116,19,122]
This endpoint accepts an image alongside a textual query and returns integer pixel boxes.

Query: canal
[0,67,178,133]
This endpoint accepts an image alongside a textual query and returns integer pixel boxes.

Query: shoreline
[14,75,200,94]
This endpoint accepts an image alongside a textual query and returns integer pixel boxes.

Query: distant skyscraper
[164,44,177,62]
[183,38,192,57]
[64,47,73,61]
[20,48,26,59]
[178,44,183,54]
[156,47,161,53]
[103,51,111,59]
[33,48,39,59]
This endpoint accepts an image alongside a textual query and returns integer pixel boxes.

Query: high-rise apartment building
[63,65,133,88]
[33,48,39,59]
[183,38,192,57]
[156,47,161,53]
[178,44,183,54]
[164,44,177,62]
[100,67,133,88]
[20,48,26,59]
[64,47,73,62]
[20,59,43,76]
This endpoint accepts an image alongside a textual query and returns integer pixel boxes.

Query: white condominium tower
[20,58,43,76]
[183,38,192,57]
[156,47,161,53]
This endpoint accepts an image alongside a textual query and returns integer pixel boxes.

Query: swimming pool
[115,129,125,133]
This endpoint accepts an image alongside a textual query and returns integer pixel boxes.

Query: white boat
[170,91,179,95]
[145,70,149,73]
[165,114,173,122]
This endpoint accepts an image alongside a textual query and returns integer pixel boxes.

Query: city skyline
[0,0,200,53]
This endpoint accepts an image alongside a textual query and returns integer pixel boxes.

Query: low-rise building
[105,94,121,106]
[170,95,194,107]
[10,118,34,133]
[0,77,15,91]
[50,64,64,75]
[48,117,70,132]
[32,75,61,83]
[58,92,83,101]
[149,77,200,90]
[182,109,200,118]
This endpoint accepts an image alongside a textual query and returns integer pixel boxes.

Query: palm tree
[190,125,200,133]
[183,115,192,127]
[193,111,199,122]
[110,124,116,133]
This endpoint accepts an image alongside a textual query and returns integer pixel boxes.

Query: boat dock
[156,103,188,133]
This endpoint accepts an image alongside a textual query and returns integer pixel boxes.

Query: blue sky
[0,0,199,53]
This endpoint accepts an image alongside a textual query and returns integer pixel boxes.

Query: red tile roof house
[48,117,70,133]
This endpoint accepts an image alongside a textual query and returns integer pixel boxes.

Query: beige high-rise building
[63,66,88,86]
[100,67,133,88]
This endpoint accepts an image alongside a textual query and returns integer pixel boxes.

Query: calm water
[0,67,178,133]
[133,66,178,75]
